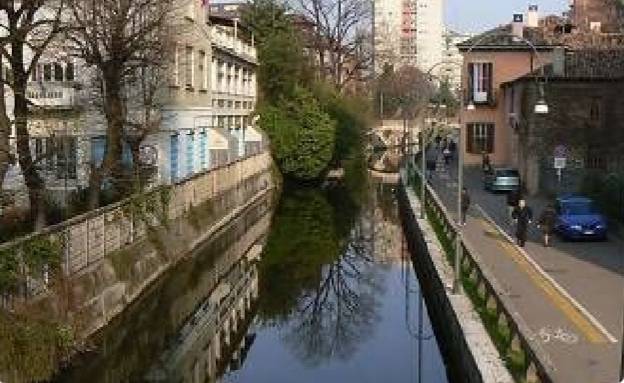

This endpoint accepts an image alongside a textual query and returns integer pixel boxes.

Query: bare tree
[0,1,66,228]
[375,65,433,119]
[65,0,175,207]
[293,0,371,91]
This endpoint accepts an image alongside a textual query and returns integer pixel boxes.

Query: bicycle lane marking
[474,204,616,344]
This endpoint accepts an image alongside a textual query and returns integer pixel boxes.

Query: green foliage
[258,188,343,320]
[22,236,61,276]
[0,312,74,383]
[260,87,336,181]
[243,0,311,102]
[0,248,20,294]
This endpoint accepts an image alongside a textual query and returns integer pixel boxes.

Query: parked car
[484,168,520,192]
[554,195,608,240]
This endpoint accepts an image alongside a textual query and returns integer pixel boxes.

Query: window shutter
[466,124,475,154]
[487,124,495,153]
[486,63,494,104]
[467,63,474,102]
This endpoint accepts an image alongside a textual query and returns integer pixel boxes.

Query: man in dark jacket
[512,199,533,247]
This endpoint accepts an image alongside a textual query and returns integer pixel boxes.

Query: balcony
[27,82,79,109]
[465,88,498,108]
[211,27,257,64]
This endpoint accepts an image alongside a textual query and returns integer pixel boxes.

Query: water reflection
[257,187,383,367]
[53,194,273,383]
[224,178,448,383]
[52,174,448,383]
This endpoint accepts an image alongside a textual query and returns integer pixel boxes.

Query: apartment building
[3,0,260,201]
[373,0,444,73]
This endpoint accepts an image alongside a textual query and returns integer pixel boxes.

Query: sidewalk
[419,157,624,383]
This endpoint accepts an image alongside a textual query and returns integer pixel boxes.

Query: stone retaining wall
[398,173,513,383]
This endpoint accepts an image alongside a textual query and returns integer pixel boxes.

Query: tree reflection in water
[258,184,384,367]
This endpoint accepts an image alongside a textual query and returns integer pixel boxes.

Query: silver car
[484,168,520,192]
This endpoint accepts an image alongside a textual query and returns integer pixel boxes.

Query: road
[420,155,624,383]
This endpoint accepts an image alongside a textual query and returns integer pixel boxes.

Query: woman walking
[512,199,533,247]
[538,204,557,247]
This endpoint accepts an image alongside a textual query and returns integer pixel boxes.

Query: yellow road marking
[478,219,606,344]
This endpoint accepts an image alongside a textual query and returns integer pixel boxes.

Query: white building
[373,0,445,73]
[2,0,261,202]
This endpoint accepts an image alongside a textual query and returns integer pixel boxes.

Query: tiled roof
[504,49,624,83]
[457,25,559,50]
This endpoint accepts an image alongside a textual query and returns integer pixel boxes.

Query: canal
[52,173,449,383]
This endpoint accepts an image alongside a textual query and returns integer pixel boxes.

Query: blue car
[554,195,608,240]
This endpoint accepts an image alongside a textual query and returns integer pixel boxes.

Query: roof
[503,48,624,85]
[457,25,561,51]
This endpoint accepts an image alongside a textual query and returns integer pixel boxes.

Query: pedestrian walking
[506,188,520,222]
[537,203,557,247]
[512,199,533,247]
[443,146,451,165]
[460,187,470,225]
[448,139,457,158]
[482,151,492,174]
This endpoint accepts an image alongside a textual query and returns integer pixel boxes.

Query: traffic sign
[554,157,566,169]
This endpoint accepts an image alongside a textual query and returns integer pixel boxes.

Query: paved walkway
[417,155,624,383]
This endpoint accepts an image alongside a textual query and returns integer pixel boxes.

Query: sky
[445,0,570,33]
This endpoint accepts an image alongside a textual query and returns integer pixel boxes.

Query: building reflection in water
[54,194,273,383]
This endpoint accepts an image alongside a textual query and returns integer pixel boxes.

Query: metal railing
[406,167,554,383]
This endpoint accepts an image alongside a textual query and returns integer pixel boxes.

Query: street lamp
[534,83,549,114]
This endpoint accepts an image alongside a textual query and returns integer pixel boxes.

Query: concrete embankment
[398,175,513,383]
[3,152,273,340]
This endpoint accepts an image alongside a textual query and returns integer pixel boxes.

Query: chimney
[527,5,539,27]
[552,47,566,77]
[512,14,525,39]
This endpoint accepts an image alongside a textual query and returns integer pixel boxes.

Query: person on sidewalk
[460,187,471,225]
[443,146,452,166]
[537,203,557,247]
[482,151,492,174]
[512,199,533,247]
[507,188,521,223]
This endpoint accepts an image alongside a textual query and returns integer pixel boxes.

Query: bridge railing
[405,165,555,383]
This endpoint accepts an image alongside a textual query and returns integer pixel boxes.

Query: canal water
[52,173,449,383]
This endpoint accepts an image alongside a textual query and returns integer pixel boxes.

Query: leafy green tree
[243,0,311,103]
[260,87,336,181]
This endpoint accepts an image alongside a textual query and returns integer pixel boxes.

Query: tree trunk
[88,65,125,209]
[12,46,47,230]
[0,70,12,192]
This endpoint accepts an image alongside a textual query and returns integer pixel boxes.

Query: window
[66,62,75,81]
[43,64,52,81]
[185,46,193,89]
[468,62,493,103]
[55,137,77,180]
[198,50,206,90]
[466,123,494,154]
[54,63,63,81]
[31,65,38,82]
[173,45,180,86]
